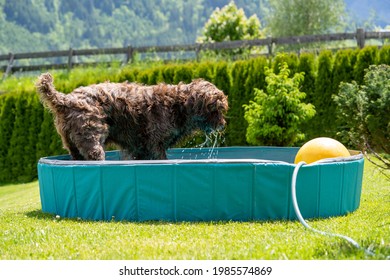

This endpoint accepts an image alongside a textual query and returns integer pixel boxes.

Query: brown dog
[36,73,228,160]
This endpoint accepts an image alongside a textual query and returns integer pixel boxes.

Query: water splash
[194,131,224,159]
[207,131,220,159]
[180,130,225,160]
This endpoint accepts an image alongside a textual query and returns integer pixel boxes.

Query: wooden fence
[1,28,389,78]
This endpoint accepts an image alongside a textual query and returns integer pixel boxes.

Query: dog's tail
[36,73,66,112]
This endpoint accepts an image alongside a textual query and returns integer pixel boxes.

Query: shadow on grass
[25,209,57,220]
[311,236,390,260]
[25,209,283,226]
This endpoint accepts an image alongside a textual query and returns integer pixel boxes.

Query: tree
[3,0,55,33]
[266,0,346,37]
[243,61,315,146]
[197,1,264,56]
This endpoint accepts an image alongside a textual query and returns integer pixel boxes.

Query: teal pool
[37,147,364,222]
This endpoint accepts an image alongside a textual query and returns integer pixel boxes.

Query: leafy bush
[243,61,315,146]
[197,1,264,56]
[334,64,390,171]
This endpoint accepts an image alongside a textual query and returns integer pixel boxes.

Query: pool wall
[37,147,364,222]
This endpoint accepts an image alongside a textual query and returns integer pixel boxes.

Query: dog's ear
[206,94,228,113]
[185,91,210,114]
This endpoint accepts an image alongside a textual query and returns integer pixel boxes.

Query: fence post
[267,37,273,57]
[195,43,202,62]
[356,28,365,48]
[125,45,133,63]
[3,52,15,79]
[68,48,74,70]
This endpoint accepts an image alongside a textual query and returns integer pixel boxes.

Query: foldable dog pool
[37,147,364,222]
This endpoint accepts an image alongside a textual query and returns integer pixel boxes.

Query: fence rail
[1,28,389,78]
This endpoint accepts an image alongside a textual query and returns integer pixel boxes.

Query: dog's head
[184,79,228,133]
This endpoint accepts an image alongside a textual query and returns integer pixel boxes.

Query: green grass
[0,161,389,260]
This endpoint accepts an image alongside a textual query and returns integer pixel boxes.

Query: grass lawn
[0,160,389,260]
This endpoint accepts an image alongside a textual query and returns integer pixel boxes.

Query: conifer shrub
[173,63,193,84]
[297,52,316,99]
[226,60,250,146]
[272,52,299,75]
[353,46,378,83]
[146,67,164,85]
[244,56,268,96]
[0,95,16,183]
[378,45,390,65]
[136,69,151,84]
[7,93,31,182]
[212,61,231,96]
[37,112,66,160]
[307,50,334,138]
[118,66,138,82]
[243,61,315,146]
[335,64,390,171]
[161,65,176,84]
[332,49,355,94]
[297,52,317,141]
[24,94,43,181]
[194,61,215,81]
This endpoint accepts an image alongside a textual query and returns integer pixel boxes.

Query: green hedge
[0,45,388,184]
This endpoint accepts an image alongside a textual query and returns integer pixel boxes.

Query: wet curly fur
[36,73,228,160]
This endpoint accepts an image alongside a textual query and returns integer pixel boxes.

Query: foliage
[271,52,299,77]
[297,52,317,140]
[243,60,315,146]
[212,61,231,95]
[197,1,264,56]
[297,52,316,101]
[226,60,250,145]
[0,95,15,182]
[304,50,335,139]
[7,94,31,181]
[0,0,272,55]
[1,0,390,56]
[332,49,356,94]
[378,45,390,65]
[353,46,379,83]
[199,1,263,42]
[173,63,194,84]
[266,0,347,37]
[334,64,390,173]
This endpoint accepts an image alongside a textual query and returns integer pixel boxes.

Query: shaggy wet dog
[36,73,228,160]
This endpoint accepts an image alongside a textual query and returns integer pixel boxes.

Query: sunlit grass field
[0,160,389,260]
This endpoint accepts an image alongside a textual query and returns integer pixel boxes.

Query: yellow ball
[294,137,350,164]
